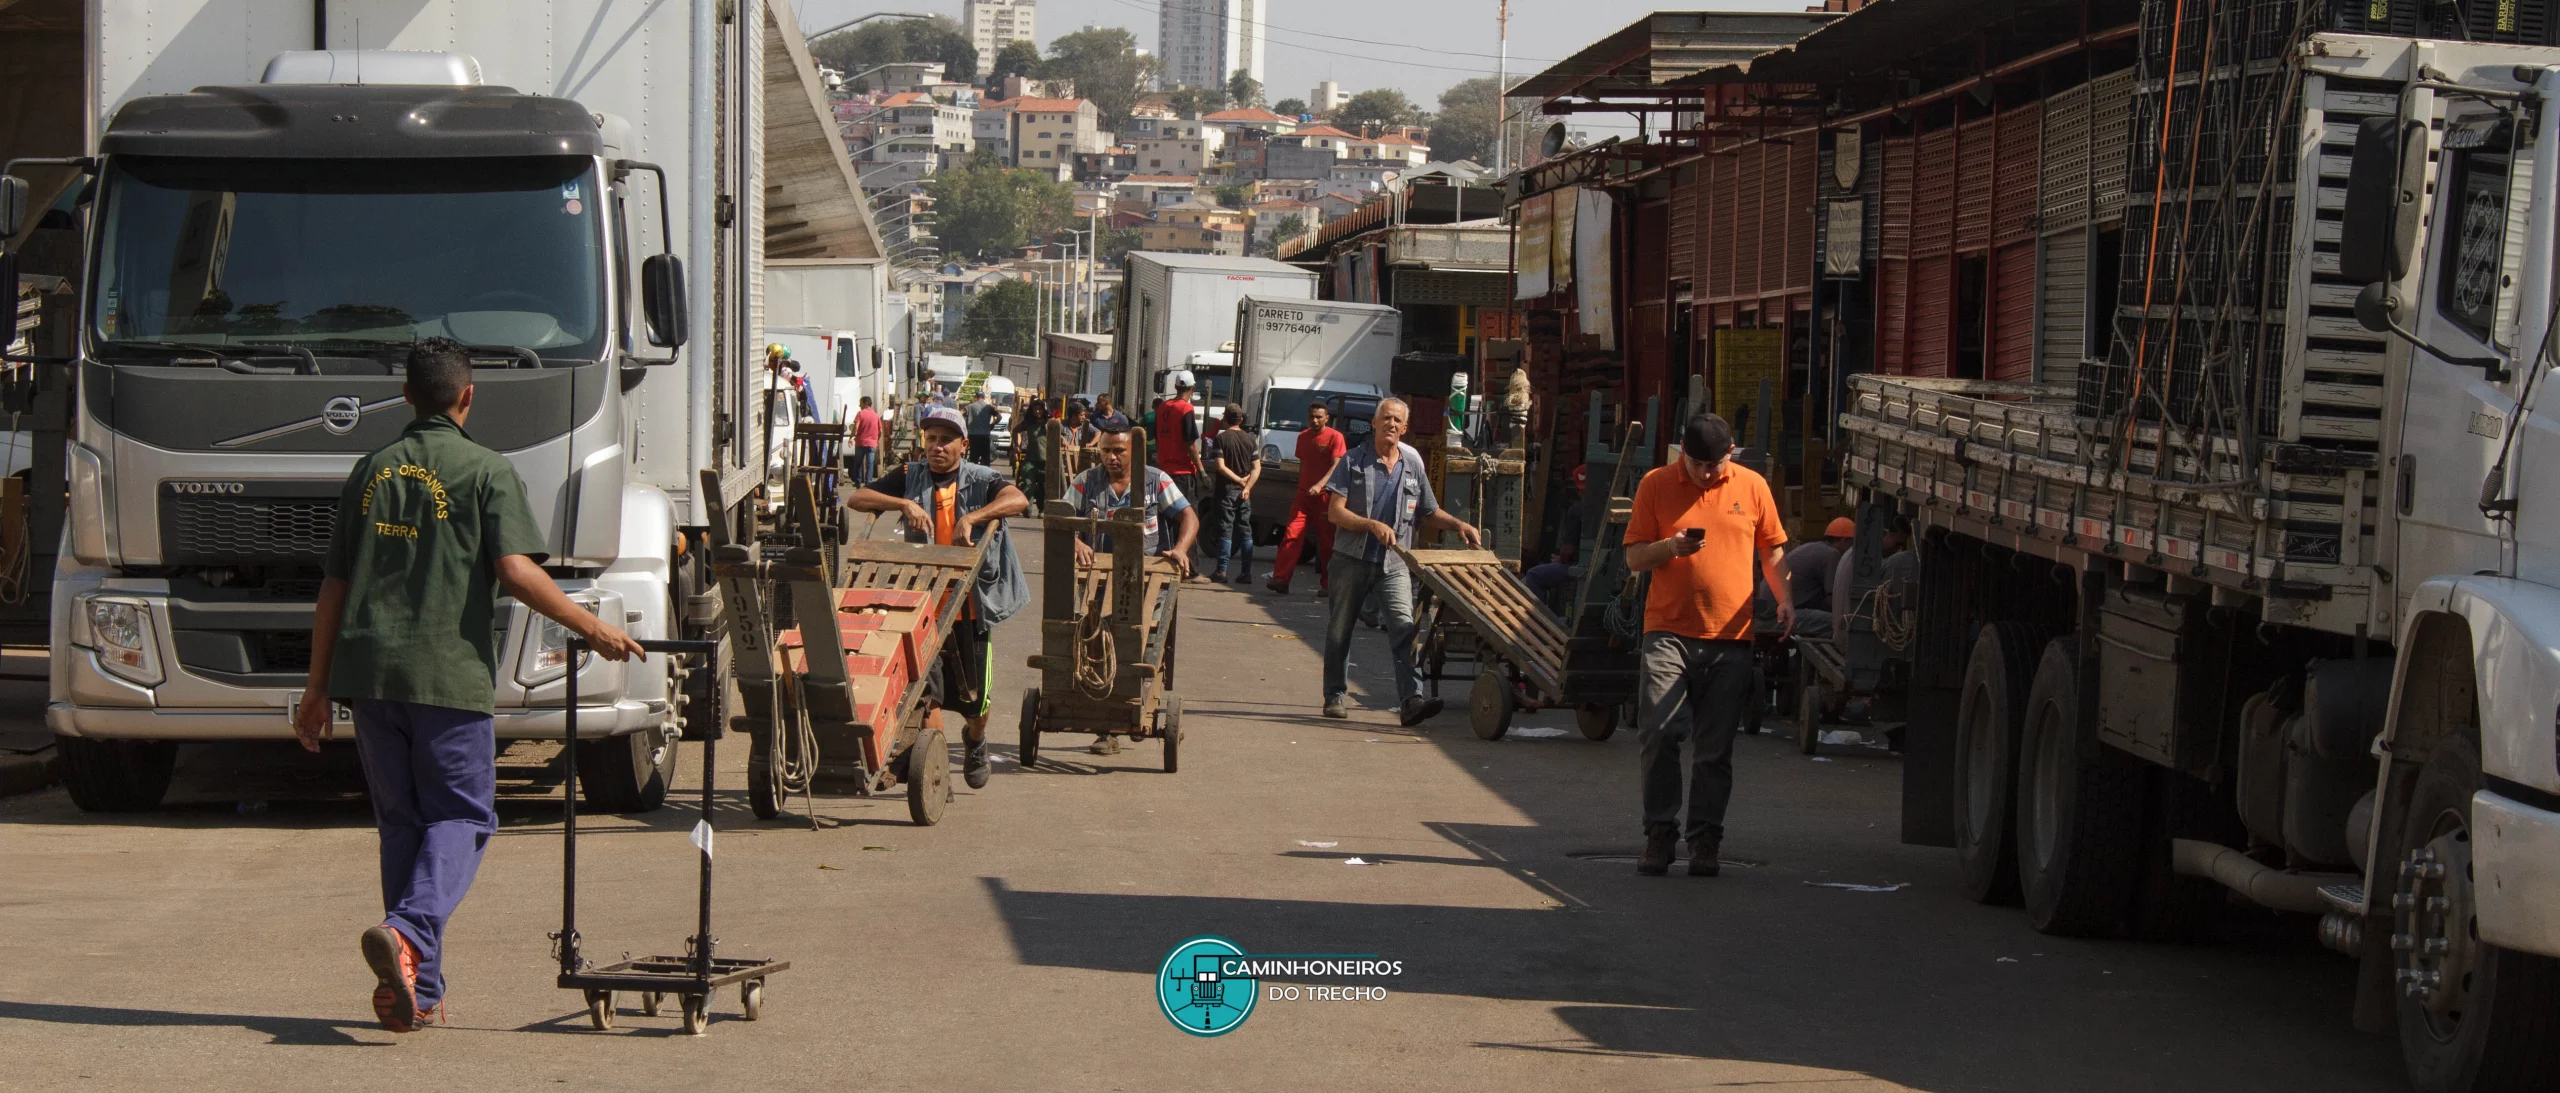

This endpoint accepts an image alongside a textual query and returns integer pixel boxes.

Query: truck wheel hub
[2392,827,2478,1028]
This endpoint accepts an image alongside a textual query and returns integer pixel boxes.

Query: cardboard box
[839,588,931,612]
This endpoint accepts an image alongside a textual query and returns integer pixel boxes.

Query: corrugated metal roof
[1672,0,2136,86]
[1511,11,1840,101]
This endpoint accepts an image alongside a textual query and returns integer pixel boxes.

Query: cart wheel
[741,978,765,1021]
[585,989,615,1030]
[1797,672,1824,756]
[747,725,783,821]
[1575,703,1618,741]
[1471,665,1514,741]
[642,992,662,1017]
[680,993,708,1036]
[906,728,949,826]
[1158,693,1183,774]
[1018,687,1043,771]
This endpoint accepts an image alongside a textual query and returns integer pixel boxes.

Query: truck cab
[1246,379,1379,542]
[23,52,692,813]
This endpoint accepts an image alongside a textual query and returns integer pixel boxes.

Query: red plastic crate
[838,588,931,611]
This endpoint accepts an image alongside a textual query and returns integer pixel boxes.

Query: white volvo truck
[0,0,790,813]
[1842,35,2560,1090]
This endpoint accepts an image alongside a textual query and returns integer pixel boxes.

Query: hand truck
[553,637,789,1035]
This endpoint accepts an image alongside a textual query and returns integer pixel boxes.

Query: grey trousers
[1637,632,1757,842]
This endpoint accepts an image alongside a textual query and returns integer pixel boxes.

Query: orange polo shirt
[1626,461,1786,640]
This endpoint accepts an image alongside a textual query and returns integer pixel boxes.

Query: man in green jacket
[293,337,643,1033]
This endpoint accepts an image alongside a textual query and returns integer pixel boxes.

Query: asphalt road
[0,521,2404,1092]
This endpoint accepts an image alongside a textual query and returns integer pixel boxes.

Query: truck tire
[2014,638,2143,936]
[2395,737,2560,1093]
[576,725,677,813]
[1953,621,2040,906]
[56,736,178,812]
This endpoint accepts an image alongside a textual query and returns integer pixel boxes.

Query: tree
[1272,97,1308,119]
[1213,183,1250,208]
[958,279,1039,356]
[1227,70,1264,109]
[987,40,1043,88]
[1330,88,1423,131]
[810,15,977,87]
[1261,213,1307,257]
[1042,27,1157,131]
[1096,226,1143,269]
[1164,86,1226,118]
[924,154,1075,261]
[1430,77,1499,165]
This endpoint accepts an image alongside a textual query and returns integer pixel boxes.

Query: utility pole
[1492,0,1510,175]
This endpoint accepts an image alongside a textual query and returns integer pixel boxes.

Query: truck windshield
[1264,388,1378,435]
[90,155,606,362]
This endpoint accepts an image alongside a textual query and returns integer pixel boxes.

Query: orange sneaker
[361,925,421,1032]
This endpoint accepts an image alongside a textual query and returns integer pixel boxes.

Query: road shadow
[0,999,386,1047]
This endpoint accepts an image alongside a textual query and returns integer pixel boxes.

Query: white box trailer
[1114,252,1314,413]
[767,258,897,416]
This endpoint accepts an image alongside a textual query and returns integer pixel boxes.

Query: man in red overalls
[1265,401,1347,597]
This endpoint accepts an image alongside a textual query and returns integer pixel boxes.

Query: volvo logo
[320,396,366,435]
[167,481,246,495]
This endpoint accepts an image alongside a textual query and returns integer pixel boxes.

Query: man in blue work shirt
[1322,398,1481,725]
[295,337,644,1033]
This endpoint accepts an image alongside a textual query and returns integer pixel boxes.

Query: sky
[793,1,1814,116]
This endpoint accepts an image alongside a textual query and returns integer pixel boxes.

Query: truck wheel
[2395,737,2560,1093]
[576,724,677,814]
[2014,638,2143,936]
[56,736,177,812]
[1953,621,2041,906]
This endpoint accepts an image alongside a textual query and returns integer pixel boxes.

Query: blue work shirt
[1324,440,1437,575]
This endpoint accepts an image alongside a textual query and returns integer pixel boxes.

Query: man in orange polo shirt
[1624,413,1794,877]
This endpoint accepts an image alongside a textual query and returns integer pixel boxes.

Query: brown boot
[1687,836,1722,877]
[1636,829,1675,876]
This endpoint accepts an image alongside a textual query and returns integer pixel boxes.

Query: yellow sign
[1712,329,1784,447]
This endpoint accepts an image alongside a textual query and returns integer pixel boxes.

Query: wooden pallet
[1398,548,1569,701]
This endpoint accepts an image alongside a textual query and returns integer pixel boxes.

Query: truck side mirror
[0,176,26,238]
[641,254,687,349]
[2340,115,2425,286]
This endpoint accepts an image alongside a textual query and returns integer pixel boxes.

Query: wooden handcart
[704,469,992,826]
[1017,498,1184,771]
[1404,548,1630,742]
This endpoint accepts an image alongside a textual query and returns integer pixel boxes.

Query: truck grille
[161,497,339,564]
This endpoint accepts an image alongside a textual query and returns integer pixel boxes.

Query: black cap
[1682,413,1735,463]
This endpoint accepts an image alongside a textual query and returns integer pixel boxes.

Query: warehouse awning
[1510,11,1840,105]
[1672,0,2138,88]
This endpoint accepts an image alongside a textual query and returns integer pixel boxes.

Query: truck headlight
[516,601,596,687]
[85,597,162,686]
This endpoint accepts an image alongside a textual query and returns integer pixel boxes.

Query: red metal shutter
[1709,153,1737,301]
[1996,103,2042,245]
[1910,254,1953,377]
[1915,129,1955,256]
[1735,144,1764,300]
[1878,257,1910,374]
[1956,116,1996,252]
[1991,241,2038,380]
[1758,142,1787,298]
[1881,137,1914,260]
[1633,198,1667,305]
[1785,135,1817,293]
[1669,171,1699,286]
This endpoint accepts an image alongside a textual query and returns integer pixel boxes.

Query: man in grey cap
[1621,412,1792,877]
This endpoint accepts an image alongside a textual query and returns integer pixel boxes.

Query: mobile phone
[1682,528,1705,542]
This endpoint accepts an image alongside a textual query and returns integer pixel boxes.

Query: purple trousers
[352,699,496,1009]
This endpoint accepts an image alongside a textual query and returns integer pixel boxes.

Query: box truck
[1113,252,1315,419]
[1231,297,1399,539]
[0,0,838,814]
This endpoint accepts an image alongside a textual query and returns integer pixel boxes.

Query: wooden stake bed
[1401,549,1569,698]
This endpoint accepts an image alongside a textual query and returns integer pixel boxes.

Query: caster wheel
[741,979,765,1021]
[1158,693,1183,774]
[642,992,662,1017]
[1797,672,1824,756]
[585,989,615,1030]
[1471,664,1515,741]
[1575,703,1618,741]
[680,994,708,1036]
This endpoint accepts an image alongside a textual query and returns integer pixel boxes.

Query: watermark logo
[1156,938,1401,1036]
[1157,936,1256,1037]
